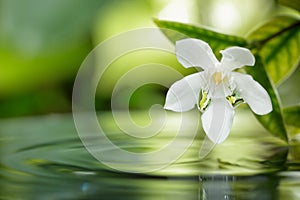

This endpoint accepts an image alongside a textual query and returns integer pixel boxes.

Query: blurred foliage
[0,0,168,117]
[284,105,300,137]
[0,0,299,119]
[0,0,110,117]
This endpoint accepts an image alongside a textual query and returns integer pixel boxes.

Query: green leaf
[277,0,300,12]
[153,18,248,59]
[283,105,300,137]
[245,55,288,142]
[248,16,300,85]
[284,106,300,127]
[153,18,288,142]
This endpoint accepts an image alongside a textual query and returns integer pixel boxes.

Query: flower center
[212,71,223,84]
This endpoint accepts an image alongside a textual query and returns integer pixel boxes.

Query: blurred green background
[0,0,298,118]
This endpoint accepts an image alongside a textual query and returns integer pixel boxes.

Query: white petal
[220,46,255,70]
[232,72,272,115]
[164,72,205,112]
[201,98,235,144]
[209,82,232,99]
[176,38,218,70]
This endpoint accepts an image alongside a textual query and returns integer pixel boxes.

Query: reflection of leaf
[153,19,288,142]
[153,18,247,59]
[277,0,300,12]
[284,105,300,137]
[245,55,288,142]
[248,16,300,85]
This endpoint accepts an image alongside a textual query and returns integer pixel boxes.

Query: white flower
[164,38,272,144]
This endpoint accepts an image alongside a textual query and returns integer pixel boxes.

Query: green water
[0,111,299,199]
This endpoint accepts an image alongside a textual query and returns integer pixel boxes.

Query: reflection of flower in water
[164,38,272,144]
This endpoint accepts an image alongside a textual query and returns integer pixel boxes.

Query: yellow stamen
[199,90,210,112]
[212,72,223,84]
[227,96,236,104]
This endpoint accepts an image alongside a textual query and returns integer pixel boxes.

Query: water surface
[0,111,299,199]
